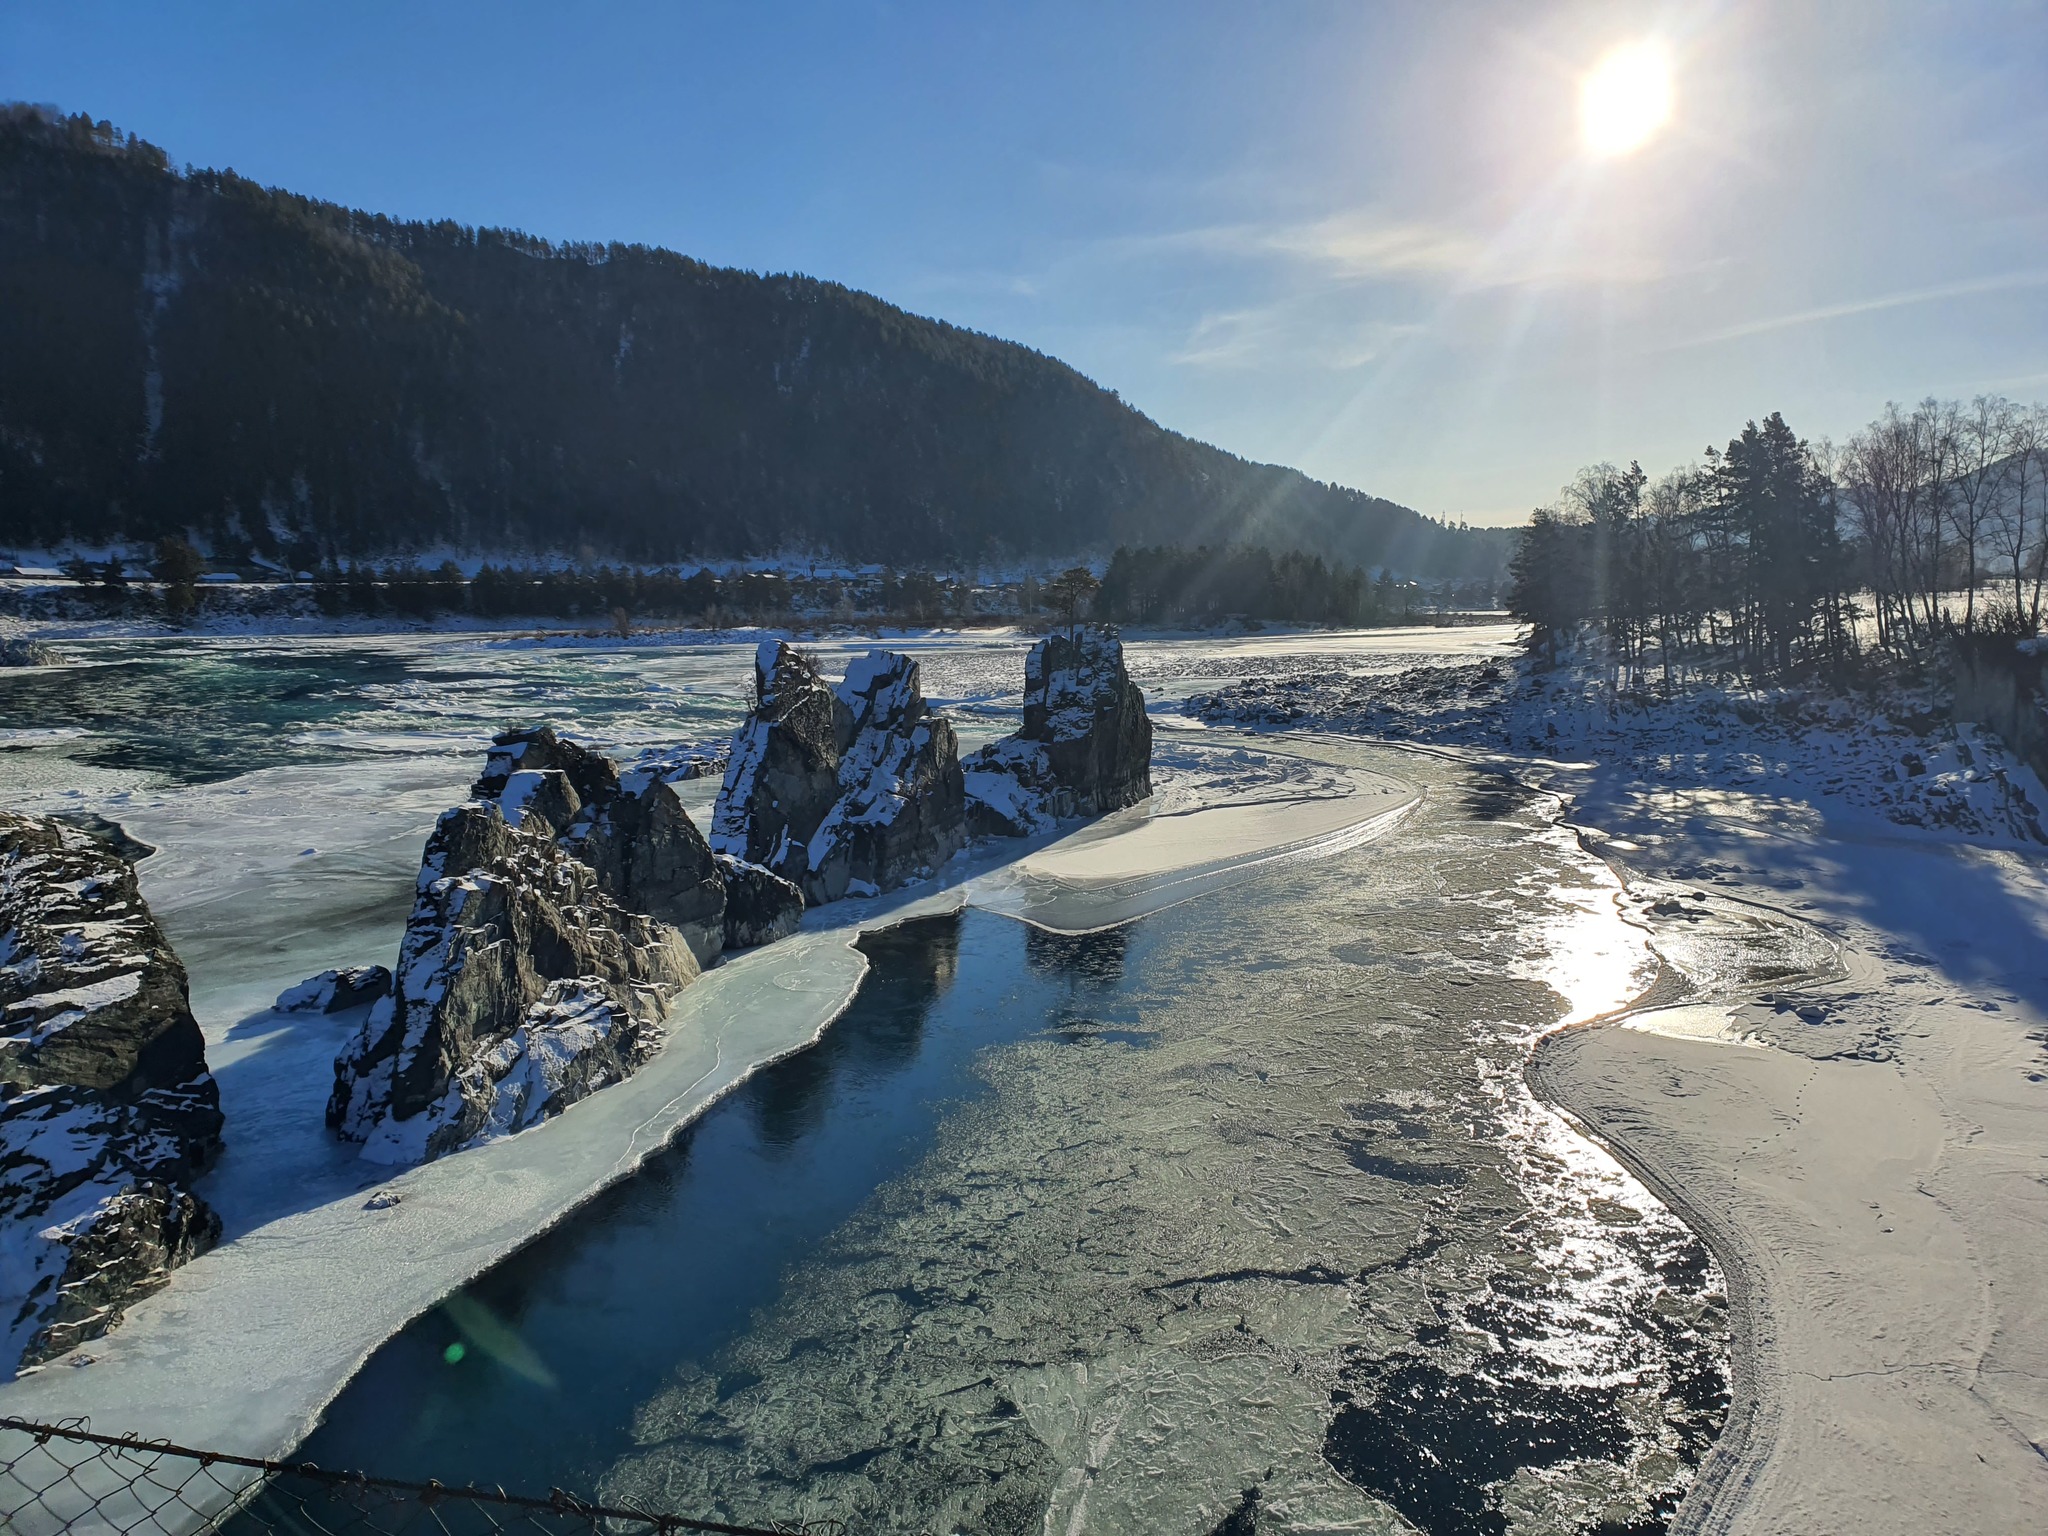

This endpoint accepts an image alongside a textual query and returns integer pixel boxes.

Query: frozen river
[2,626,1733,1535]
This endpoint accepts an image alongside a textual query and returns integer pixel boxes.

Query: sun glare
[1579,41,1673,158]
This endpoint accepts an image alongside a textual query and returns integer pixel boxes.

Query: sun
[1579,41,1674,158]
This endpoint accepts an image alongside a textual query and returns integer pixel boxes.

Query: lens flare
[1579,41,1674,157]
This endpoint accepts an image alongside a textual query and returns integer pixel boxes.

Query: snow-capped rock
[475,727,727,964]
[471,724,621,816]
[274,966,392,1014]
[324,726,747,1164]
[803,651,967,904]
[445,978,662,1146]
[715,854,805,949]
[327,799,697,1165]
[712,644,967,903]
[965,626,1153,835]
[0,812,223,1376]
[711,641,847,880]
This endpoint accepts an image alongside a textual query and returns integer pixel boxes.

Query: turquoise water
[0,636,758,787]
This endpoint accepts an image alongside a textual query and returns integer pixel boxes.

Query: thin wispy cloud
[1171,304,1418,371]
[1126,206,1678,291]
[1672,269,2048,348]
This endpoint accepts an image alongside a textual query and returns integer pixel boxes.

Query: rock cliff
[965,626,1153,834]
[716,855,806,949]
[0,812,223,1375]
[712,642,847,881]
[328,727,731,1165]
[477,726,727,965]
[713,644,967,903]
[328,798,697,1164]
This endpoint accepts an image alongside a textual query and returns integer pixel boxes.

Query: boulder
[965,625,1152,834]
[327,801,696,1164]
[626,745,729,784]
[802,651,967,902]
[0,637,64,667]
[711,641,847,882]
[275,965,392,1014]
[716,854,805,949]
[0,812,223,1376]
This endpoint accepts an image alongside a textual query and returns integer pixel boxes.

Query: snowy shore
[1196,659,2048,1533]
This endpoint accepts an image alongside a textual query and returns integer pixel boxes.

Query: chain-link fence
[0,1416,842,1536]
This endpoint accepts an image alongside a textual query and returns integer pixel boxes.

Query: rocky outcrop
[50,812,155,864]
[716,855,805,949]
[471,723,622,814]
[474,727,726,965]
[327,730,722,1165]
[275,966,392,1014]
[965,626,1152,834]
[712,642,847,880]
[0,812,223,1375]
[805,651,967,903]
[572,770,727,966]
[0,637,64,667]
[325,631,1152,1166]
[713,644,967,903]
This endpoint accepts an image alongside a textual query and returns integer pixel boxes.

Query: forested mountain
[0,106,1508,577]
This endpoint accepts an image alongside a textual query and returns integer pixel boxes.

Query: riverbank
[1539,804,2048,1535]
[1200,662,2048,1532]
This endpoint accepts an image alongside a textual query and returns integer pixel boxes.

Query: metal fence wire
[0,1417,842,1536]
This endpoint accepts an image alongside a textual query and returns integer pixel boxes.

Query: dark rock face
[50,812,155,864]
[0,637,64,667]
[0,812,224,1376]
[572,775,727,967]
[471,725,622,817]
[713,644,967,903]
[716,855,806,949]
[711,642,848,880]
[804,651,968,903]
[476,727,727,965]
[965,626,1153,834]
[328,743,708,1164]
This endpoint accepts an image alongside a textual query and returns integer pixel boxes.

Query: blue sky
[5,0,2044,525]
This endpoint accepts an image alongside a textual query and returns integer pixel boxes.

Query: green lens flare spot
[443,1342,466,1365]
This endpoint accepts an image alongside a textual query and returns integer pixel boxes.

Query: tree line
[1505,397,2048,687]
[1096,544,1477,627]
[35,536,1496,633]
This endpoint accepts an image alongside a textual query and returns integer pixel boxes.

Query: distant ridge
[0,106,1509,578]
